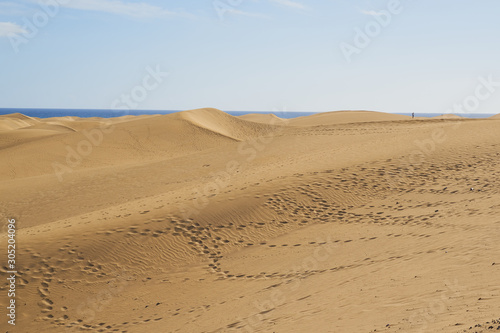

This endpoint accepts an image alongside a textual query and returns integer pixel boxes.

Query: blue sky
[1,0,499,113]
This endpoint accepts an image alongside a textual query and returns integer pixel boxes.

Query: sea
[0,108,496,119]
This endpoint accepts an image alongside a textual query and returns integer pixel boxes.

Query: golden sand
[1,109,499,332]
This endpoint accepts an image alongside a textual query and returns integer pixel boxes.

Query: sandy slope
[0,109,499,333]
[433,114,467,120]
[238,113,284,124]
[287,110,410,126]
[0,113,39,131]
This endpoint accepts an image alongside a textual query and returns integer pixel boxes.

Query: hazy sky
[1,0,499,113]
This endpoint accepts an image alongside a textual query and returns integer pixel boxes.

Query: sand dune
[173,108,282,140]
[0,108,280,180]
[1,109,499,333]
[238,113,284,124]
[433,114,467,120]
[288,110,410,126]
[22,122,77,133]
[0,113,39,131]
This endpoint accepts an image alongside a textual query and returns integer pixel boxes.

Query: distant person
[412,112,414,119]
